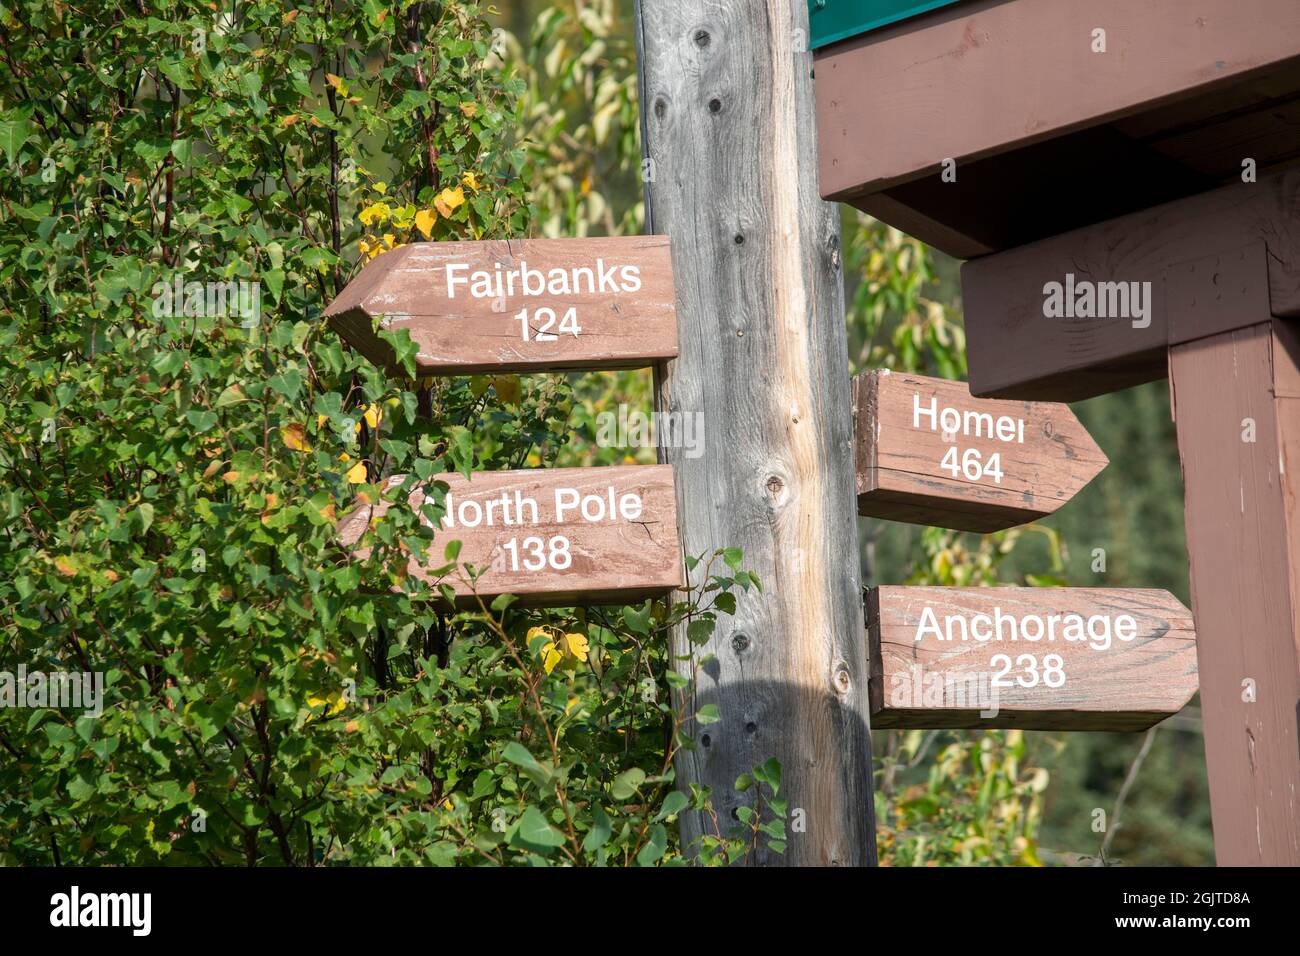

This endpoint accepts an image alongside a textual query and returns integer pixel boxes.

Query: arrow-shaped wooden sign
[337,464,683,607]
[324,236,678,376]
[866,586,1197,731]
[852,370,1107,533]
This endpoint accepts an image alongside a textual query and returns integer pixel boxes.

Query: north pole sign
[337,464,683,607]
[324,236,679,376]
[852,370,1106,533]
[866,586,1198,731]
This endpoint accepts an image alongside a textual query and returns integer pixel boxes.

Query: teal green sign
[808,0,968,50]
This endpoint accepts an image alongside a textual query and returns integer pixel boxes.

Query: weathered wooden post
[635,0,877,864]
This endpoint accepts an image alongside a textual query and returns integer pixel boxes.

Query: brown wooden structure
[813,0,1300,864]
[867,586,1197,731]
[814,0,1300,259]
[336,465,682,608]
[852,369,1105,531]
[324,236,678,376]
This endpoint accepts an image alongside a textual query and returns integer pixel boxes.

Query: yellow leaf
[346,461,368,484]
[414,207,437,239]
[459,102,477,117]
[307,691,347,716]
[358,202,389,226]
[325,73,344,90]
[461,171,481,190]
[363,404,382,429]
[54,556,78,577]
[282,10,299,23]
[434,186,465,217]
[374,181,387,195]
[560,632,590,664]
[541,642,562,675]
[491,375,520,405]
[280,114,299,128]
[281,422,310,452]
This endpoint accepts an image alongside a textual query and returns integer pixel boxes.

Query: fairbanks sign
[324,236,679,376]
[866,586,1198,731]
[337,464,683,607]
[853,370,1106,532]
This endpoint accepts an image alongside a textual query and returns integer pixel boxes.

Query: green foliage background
[0,0,1212,865]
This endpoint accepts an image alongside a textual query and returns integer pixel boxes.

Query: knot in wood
[833,663,853,695]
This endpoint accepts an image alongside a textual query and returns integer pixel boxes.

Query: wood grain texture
[867,586,1198,731]
[961,170,1300,401]
[324,237,678,375]
[335,465,682,608]
[813,0,1300,256]
[637,0,876,865]
[852,370,1106,532]
[1170,321,1300,865]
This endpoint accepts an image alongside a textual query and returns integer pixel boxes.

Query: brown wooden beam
[961,170,1300,402]
[1170,321,1300,865]
[813,0,1300,257]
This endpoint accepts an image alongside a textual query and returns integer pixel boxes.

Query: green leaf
[515,805,565,848]
[654,790,689,822]
[582,806,612,853]
[636,824,667,866]
[186,409,218,433]
[0,108,34,165]
[502,741,552,788]
[611,767,646,801]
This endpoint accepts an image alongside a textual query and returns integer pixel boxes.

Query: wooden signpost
[336,465,682,608]
[324,236,679,375]
[852,370,1106,532]
[324,230,687,610]
[867,586,1198,731]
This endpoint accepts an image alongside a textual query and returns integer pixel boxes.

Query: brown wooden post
[635,0,876,864]
[1170,321,1300,865]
